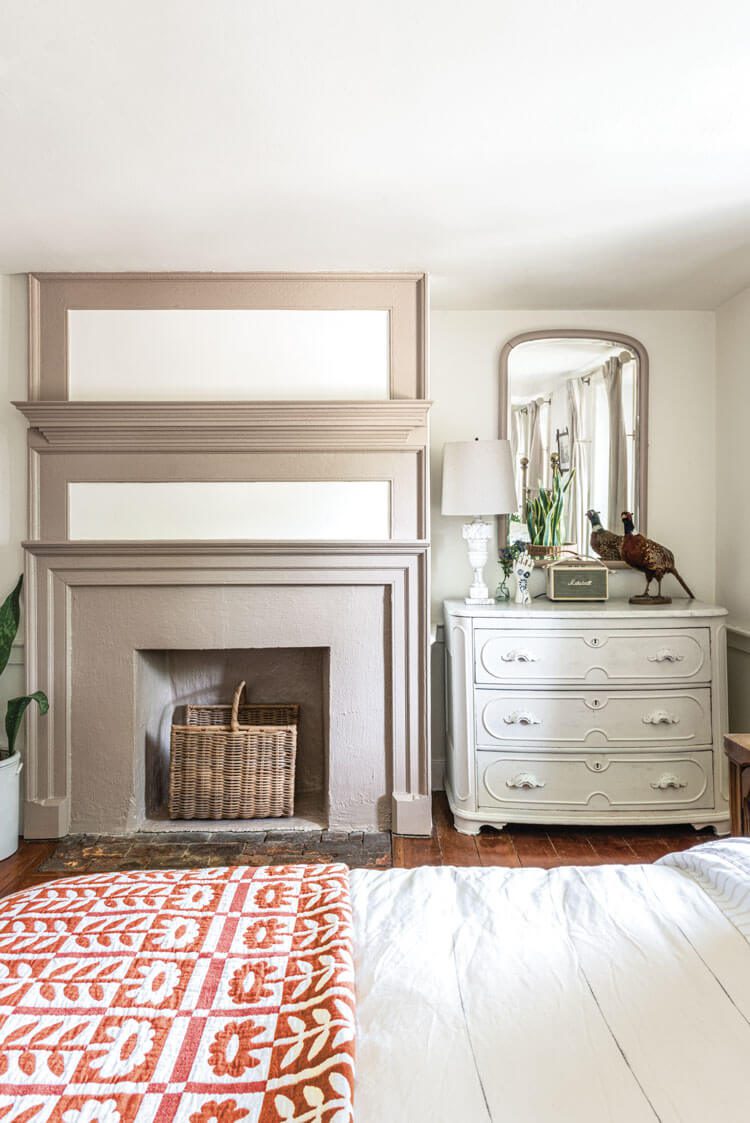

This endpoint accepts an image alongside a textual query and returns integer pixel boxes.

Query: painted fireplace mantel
[17,272,432,837]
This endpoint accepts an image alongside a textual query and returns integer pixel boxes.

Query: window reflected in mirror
[505,335,645,557]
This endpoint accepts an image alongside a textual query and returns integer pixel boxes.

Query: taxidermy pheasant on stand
[585,510,623,561]
[620,512,695,604]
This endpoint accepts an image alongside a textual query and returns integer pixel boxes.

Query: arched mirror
[499,330,648,557]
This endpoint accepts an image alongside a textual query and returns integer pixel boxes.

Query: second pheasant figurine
[620,512,694,603]
[585,510,623,561]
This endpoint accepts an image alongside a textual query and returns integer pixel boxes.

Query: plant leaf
[0,575,23,678]
[5,692,49,757]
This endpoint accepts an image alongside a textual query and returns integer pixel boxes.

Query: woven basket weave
[168,681,299,820]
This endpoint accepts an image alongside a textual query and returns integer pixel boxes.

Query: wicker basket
[168,681,299,820]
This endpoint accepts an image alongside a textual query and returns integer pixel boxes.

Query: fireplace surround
[16,273,431,837]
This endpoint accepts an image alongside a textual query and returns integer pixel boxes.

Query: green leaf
[0,575,23,678]
[5,691,48,758]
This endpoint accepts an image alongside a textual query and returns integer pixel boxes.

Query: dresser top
[443,598,727,621]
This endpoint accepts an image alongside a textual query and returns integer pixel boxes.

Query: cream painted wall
[715,286,750,733]
[431,310,717,618]
[0,276,26,594]
[0,275,28,751]
[716,287,750,628]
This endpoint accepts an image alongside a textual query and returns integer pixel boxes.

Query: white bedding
[350,839,750,1123]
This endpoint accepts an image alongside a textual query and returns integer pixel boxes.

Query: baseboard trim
[728,626,750,654]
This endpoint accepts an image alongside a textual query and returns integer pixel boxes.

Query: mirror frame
[498,328,649,548]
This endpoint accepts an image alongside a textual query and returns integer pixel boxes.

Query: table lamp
[441,438,517,604]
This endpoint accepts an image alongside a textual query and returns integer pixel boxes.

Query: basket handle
[230,681,247,732]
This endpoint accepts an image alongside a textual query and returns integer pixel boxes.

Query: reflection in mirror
[503,333,646,558]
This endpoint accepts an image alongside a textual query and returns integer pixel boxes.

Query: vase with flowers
[497,540,524,600]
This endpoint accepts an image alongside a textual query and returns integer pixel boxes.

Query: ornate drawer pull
[642,710,680,725]
[506,772,546,790]
[500,649,539,663]
[650,773,688,790]
[648,649,685,664]
[503,711,541,726]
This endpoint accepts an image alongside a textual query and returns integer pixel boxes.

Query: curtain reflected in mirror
[504,334,646,557]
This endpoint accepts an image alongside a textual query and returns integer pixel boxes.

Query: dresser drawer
[477,751,714,812]
[476,687,712,750]
[474,627,710,686]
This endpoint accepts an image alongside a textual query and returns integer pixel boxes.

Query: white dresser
[444,598,729,835]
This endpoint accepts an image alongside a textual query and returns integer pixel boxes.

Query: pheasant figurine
[585,510,623,561]
[620,512,694,604]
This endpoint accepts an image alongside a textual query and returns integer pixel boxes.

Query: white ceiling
[510,339,624,380]
[2,1,750,309]
[509,338,630,400]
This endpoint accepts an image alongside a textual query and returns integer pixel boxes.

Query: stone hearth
[37,828,392,874]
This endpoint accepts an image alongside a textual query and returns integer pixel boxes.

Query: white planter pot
[0,749,23,861]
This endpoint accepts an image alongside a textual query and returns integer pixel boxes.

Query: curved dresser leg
[692,820,731,837]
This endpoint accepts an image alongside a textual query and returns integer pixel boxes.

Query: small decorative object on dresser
[443,598,729,836]
[441,439,517,605]
[513,549,534,605]
[545,558,609,601]
[496,540,523,601]
[586,509,623,561]
[620,511,695,604]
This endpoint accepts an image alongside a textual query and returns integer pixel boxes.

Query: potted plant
[526,466,575,558]
[0,576,48,861]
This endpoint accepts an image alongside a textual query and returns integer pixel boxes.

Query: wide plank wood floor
[391,793,712,868]
[0,793,713,898]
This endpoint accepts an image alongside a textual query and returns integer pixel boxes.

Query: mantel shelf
[14,399,432,450]
[22,539,430,557]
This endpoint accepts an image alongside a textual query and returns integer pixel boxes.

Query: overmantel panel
[29,272,427,400]
[36,448,424,541]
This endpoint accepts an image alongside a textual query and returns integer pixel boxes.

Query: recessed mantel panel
[67,309,390,401]
[68,480,391,541]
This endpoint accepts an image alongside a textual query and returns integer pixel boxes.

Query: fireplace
[137,647,330,829]
[17,272,432,837]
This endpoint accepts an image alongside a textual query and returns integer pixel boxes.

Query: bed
[351,838,750,1122]
[3,840,750,1123]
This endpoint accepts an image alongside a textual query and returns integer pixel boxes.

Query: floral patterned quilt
[0,864,355,1123]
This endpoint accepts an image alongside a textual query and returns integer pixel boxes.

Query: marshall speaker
[546,559,609,601]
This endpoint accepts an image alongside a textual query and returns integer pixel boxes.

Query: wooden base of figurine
[629,594,672,605]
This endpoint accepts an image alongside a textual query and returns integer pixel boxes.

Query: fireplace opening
[135,647,330,831]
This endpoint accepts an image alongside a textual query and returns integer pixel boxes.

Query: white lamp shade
[441,439,517,517]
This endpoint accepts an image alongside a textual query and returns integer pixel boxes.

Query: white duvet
[350,839,750,1123]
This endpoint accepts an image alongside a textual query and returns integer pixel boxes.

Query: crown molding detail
[22,540,429,557]
[14,400,431,451]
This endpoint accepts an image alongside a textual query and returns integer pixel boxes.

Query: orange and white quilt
[0,864,355,1123]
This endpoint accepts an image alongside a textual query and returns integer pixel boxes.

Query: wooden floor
[392,793,712,868]
[0,793,712,899]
